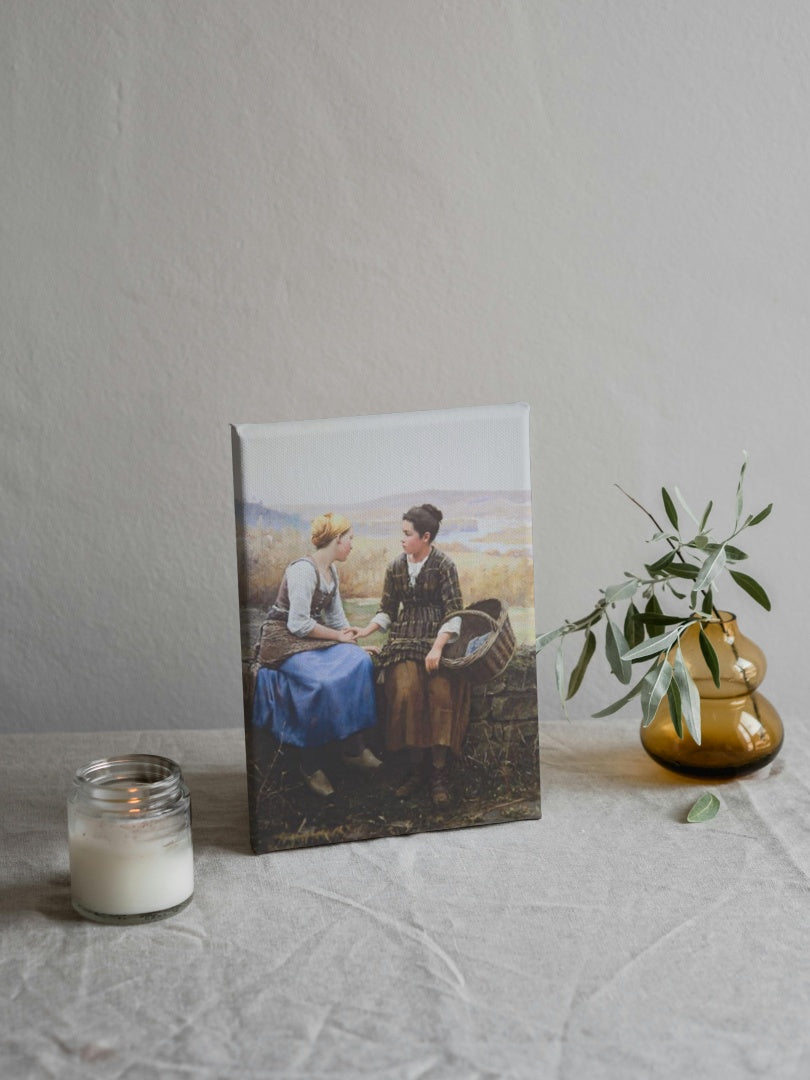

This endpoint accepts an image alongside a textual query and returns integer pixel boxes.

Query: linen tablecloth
[2,718,808,1079]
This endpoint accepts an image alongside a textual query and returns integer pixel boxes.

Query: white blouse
[284,560,350,637]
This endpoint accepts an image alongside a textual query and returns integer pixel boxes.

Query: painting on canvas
[231,403,540,853]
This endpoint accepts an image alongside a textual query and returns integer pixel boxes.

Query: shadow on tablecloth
[182,767,252,856]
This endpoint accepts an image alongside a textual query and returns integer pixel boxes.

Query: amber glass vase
[640,612,783,778]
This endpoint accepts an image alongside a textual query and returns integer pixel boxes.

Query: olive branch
[536,454,772,744]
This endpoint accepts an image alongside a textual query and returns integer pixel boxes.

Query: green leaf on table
[640,659,673,727]
[666,677,683,738]
[567,629,596,699]
[698,626,721,688]
[687,792,720,823]
[662,487,679,529]
[673,644,702,745]
[729,569,772,611]
[605,618,632,684]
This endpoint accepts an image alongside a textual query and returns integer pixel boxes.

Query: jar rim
[72,754,186,811]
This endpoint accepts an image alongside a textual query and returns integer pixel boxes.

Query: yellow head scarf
[310,512,351,549]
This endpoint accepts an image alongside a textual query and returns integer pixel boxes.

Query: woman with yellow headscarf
[252,512,381,797]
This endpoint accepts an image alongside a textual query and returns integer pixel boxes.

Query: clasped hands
[342,625,444,671]
[337,625,380,656]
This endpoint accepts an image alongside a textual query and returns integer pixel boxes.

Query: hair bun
[421,503,442,523]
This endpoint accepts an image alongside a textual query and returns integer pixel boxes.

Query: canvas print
[231,403,540,853]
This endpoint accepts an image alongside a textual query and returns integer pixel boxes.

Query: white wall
[3,0,807,733]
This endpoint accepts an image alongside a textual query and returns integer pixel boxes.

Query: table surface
[2,719,808,1080]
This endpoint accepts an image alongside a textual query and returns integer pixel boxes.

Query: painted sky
[234,404,531,508]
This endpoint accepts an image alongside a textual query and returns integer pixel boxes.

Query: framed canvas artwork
[231,403,540,853]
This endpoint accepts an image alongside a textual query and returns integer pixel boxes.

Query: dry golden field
[238,526,534,612]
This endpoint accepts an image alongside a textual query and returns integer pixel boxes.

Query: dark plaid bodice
[376,548,463,668]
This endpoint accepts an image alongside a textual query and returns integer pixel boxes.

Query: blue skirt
[252,644,377,749]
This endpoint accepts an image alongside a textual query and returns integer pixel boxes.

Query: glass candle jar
[68,754,194,924]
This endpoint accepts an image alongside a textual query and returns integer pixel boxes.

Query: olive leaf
[673,644,702,745]
[662,487,679,530]
[554,640,569,719]
[605,618,632,684]
[637,613,687,629]
[694,544,727,595]
[698,627,721,688]
[735,451,748,527]
[666,678,683,738]
[623,625,685,663]
[723,545,748,562]
[536,626,565,650]
[604,579,639,605]
[623,601,644,650]
[674,485,699,524]
[729,569,771,611]
[644,592,664,618]
[640,659,673,727]
[699,500,713,532]
[645,550,677,575]
[667,562,699,580]
[747,503,773,527]
[567,629,596,699]
[687,792,720,823]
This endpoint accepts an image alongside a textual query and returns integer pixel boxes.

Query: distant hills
[236,502,307,531]
[236,490,532,551]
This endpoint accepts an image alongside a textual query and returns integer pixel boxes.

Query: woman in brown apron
[253,513,381,797]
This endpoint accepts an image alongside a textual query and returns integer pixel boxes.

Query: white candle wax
[69,817,194,917]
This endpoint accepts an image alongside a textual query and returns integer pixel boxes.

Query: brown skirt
[383,661,470,754]
[256,619,335,669]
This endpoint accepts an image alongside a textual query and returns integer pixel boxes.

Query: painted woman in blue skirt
[252,512,381,797]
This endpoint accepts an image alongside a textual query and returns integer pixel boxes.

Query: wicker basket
[439,599,516,685]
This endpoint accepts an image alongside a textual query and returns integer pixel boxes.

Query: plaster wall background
[3,0,807,733]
